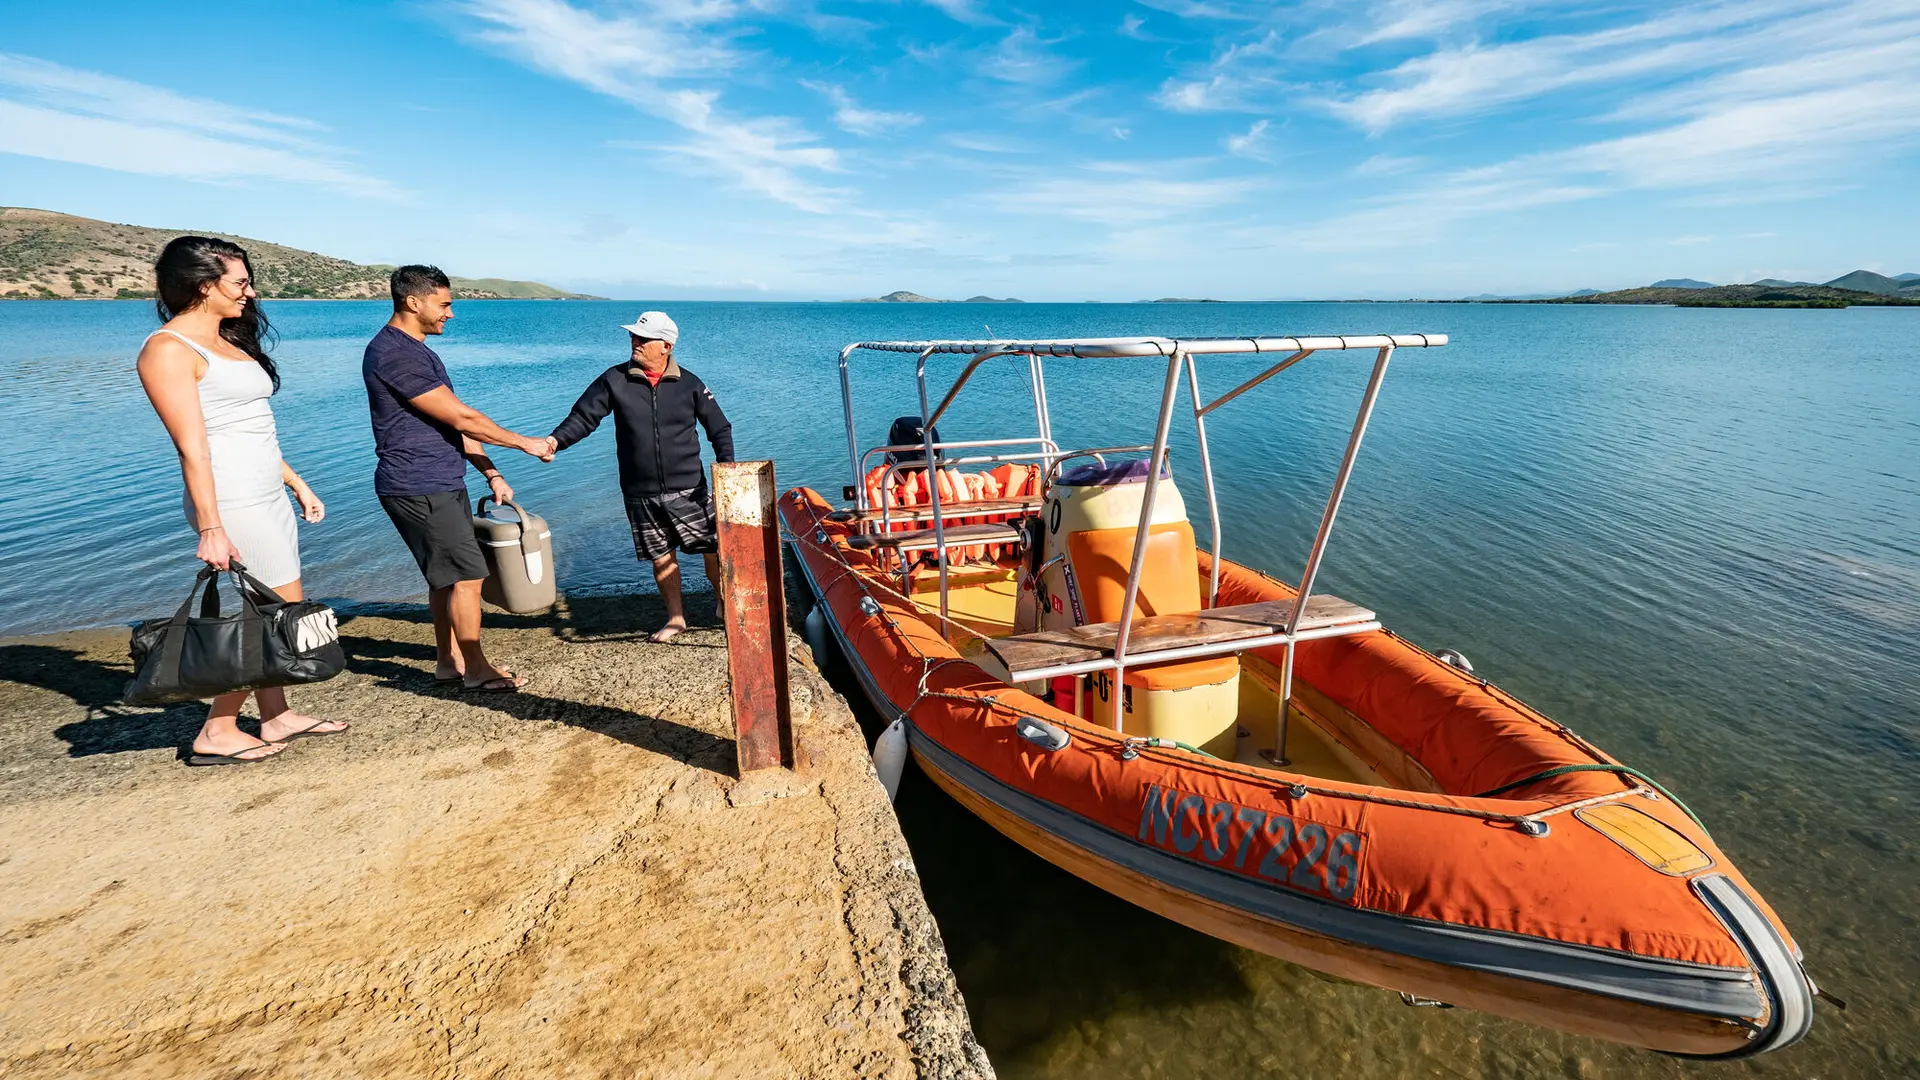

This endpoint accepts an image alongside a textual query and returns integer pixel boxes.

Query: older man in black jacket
[548,311,734,642]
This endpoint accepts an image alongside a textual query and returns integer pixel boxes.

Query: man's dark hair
[390,264,451,311]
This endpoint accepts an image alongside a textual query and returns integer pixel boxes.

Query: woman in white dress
[136,236,348,764]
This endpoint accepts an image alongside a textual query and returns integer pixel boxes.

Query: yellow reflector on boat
[1576,804,1713,876]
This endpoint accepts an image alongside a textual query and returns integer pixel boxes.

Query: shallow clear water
[1,299,1915,1076]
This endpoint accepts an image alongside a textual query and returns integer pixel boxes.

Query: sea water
[0,299,1915,1076]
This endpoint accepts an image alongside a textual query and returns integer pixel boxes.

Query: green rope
[1136,737,1218,759]
[1472,764,1707,832]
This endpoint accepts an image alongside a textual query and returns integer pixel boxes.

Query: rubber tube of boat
[803,605,835,668]
[873,718,908,802]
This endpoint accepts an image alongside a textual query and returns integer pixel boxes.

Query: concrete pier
[0,594,993,1078]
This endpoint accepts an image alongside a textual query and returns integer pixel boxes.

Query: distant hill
[1821,270,1915,297]
[1542,282,1920,308]
[1750,279,1811,287]
[1896,273,1920,282]
[1649,278,1715,289]
[1150,297,1222,303]
[0,208,602,300]
[962,295,1023,303]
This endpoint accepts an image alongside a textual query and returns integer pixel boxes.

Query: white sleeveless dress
[150,329,303,588]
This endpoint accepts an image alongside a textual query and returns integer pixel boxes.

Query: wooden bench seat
[985,595,1377,679]
[844,522,1026,553]
[827,497,1043,524]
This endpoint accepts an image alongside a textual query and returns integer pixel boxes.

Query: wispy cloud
[1354,153,1420,177]
[1284,0,1920,247]
[977,26,1079,85]
[0,53,393,197]
[1354,0,1548,45]
[455,0,847,212]
[1324,0,1844,132]
[1153,31,1283,113]
[944,132,1032,154]
[988,162,1260,226]
[801,81,921,136]
[1224,119,1271,158]
[923,0,999,27]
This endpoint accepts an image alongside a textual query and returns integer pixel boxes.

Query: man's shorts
[625,486,718,561]
[380,490,488,590]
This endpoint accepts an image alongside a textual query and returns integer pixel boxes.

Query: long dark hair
[154,236,279,390]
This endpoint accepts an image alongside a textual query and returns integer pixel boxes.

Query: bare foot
[434,660,464,682]
[260,711,350,742]
[191,734,286,761]
[649,618,688,644]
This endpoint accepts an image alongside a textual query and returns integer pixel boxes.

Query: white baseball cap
[621,310,678,344]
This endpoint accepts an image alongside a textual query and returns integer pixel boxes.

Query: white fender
[873,718,908,802]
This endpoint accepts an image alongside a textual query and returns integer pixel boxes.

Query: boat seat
[844,521,1026,554]
[987,594,1377,681]
[1054,520,1236,693]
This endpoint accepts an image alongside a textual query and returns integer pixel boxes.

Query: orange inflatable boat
[783,335,1818,1057]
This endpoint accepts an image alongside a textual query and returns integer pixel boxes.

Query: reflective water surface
[1,300,1915,1076]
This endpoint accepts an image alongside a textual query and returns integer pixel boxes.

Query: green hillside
[1540,283,1920,308]
[1821,270,1917,297]
[0,208,602,301]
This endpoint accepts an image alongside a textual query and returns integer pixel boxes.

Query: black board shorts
[625,486,718,561]
[380,490,488,589]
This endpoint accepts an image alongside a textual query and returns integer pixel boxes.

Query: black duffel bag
[125,562,346,705]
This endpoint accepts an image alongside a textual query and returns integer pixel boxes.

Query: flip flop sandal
[278,721,351,742]
[463,675,525,693]
[186,742,287,766]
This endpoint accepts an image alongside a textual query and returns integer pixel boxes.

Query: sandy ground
[0,593,991,1079]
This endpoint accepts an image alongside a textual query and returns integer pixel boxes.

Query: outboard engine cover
[885,416,942,465]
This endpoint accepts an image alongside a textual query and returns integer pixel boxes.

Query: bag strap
[229,562,288,606]
[153,567,219,680]
[198,561,279,619]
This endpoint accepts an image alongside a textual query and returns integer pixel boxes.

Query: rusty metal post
[714,460,794,772]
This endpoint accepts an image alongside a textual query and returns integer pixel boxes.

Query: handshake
[518,435,560,463]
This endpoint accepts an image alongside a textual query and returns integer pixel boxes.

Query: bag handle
[196,561,282,619]
[173,565,219,625]
[474,494,531,540]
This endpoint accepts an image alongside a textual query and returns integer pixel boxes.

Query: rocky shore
[0,593,991,1078]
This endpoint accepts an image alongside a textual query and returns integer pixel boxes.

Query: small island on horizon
[844,273,1918,308]
[846,290,1024,303]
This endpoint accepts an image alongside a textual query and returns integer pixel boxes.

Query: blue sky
[2,0,1915,299]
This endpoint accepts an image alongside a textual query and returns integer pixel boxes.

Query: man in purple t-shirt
[363,265,553,692]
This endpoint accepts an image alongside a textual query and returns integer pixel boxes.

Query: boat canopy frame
[833,332,1447,751]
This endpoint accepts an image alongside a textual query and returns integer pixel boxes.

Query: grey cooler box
[473,496,556,613]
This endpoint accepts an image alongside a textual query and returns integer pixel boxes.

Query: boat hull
[781,487,1812,1058]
